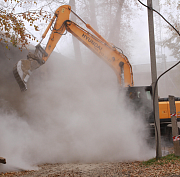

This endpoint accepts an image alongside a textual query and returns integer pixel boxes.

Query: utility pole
[147,0,162,158]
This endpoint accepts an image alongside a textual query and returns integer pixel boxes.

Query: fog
[0,49,155,172]
[3,0,176,173]
[2,0,180,173]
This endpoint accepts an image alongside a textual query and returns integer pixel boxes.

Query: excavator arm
[13,5,133,91]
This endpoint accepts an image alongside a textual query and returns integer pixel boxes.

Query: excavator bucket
[13,59,32,92]
[13,45,47,91]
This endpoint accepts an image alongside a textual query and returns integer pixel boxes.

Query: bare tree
[108,0,125,45]
[160,0,180,60]
[93,0,139,56]
[69,0,82,63]
[88,0,99,32]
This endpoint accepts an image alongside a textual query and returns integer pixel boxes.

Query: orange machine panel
[159,101,180,120]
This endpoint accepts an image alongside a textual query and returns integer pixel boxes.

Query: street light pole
[147,0,162,158]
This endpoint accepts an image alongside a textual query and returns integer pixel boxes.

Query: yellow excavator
[13,5,133,91]
[13,5,180,139]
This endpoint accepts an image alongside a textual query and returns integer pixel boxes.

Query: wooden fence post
[169,95,180,156]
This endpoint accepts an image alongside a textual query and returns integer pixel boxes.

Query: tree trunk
[69,0,82,63]
[88,0,98,32]
[108,0,125,46]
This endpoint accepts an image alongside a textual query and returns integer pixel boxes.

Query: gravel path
[1,160,180,177]
[1,147,180,177]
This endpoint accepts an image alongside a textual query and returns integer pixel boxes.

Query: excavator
[13,5,180,139]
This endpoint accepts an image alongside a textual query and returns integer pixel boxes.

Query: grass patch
[142,154,180,166]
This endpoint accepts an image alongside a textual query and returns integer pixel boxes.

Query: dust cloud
[0,53,155,172]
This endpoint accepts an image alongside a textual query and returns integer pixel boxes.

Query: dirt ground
[0,160,180,177]
[1,147,180,177]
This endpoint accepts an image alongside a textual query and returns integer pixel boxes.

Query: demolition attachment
[13,45,48,91]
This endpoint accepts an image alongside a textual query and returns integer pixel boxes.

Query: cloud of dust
[0,54,155,172]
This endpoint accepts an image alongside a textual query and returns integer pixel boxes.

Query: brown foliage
[0,0,51,49]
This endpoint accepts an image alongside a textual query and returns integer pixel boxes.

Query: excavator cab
[126,86,154,122]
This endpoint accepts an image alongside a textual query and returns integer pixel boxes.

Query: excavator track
[13,62,27,92]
